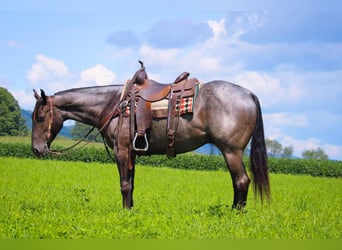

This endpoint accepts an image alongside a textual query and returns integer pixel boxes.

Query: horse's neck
[53,87,122,127]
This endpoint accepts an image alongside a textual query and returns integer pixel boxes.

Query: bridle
[46,96,54,141]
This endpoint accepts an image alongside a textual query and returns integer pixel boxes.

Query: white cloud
[19,54,117,110]
[227,12,265,39]
[10,90,34,110]
[207,18,227,40]
[26,55,117,91]
[27,54,71,85]
[264,113,307,127]
[270,68,342,112]
[77,64,116,87]
[139,45,180,67]
[138,44,224,81]
[282,136,319,155]
[264,126,282,140]
[322,144,342,160]
[233,71,285,107]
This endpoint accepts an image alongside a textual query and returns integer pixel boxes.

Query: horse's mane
[54,84,123,96]
[54,84,124,123]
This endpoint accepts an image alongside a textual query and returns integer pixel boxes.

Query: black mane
[55,84,123,96]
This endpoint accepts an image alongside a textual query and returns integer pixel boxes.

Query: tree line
[265,138,328,160]
[0,87,330,160]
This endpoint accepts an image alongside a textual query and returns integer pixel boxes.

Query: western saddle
[119,61,199,157]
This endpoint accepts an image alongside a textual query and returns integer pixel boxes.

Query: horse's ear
[33,89,40,100]
[40,89,47,104]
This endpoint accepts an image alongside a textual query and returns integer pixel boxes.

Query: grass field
[0,157,341,239]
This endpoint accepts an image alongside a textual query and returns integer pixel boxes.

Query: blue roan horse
[31,67,270,210]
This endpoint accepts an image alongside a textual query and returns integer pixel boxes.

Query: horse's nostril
[33,148,40,156]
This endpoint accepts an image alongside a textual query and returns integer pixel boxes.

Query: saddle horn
[138,60,144,69]
[134,60,148,85]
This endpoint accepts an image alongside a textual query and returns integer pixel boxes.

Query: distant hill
[21,109,32,129]
[21,109,73,138]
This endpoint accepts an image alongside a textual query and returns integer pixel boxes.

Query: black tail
[250,94,270,203]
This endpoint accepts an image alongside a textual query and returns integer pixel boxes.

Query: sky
[1,1,342,160]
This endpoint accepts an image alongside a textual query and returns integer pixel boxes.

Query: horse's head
[31,89,63,157]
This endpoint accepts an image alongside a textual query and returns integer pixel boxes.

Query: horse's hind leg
[223,150,250,209]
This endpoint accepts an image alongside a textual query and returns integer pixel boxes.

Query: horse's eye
[37,116,44,122]
[37,109,46,122]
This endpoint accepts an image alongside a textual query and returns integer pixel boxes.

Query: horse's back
[200,80,255,104]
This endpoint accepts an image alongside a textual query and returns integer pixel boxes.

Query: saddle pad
[151,97,194,118]
[179,97,194,114]
[124,97,194,118]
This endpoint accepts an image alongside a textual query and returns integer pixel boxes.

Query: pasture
[0,157,341,239]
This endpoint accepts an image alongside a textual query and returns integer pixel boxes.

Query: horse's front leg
[112,119,136,210]
[120,165,135,209]
[115,148,136,209]
[111,116,137,209]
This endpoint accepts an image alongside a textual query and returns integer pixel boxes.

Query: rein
[46,96,120,159]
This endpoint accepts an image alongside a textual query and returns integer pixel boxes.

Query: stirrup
[132,133,149,152]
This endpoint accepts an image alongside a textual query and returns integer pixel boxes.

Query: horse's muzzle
[32,145,49,157]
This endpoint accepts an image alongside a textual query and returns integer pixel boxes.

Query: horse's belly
[143,116,207,155]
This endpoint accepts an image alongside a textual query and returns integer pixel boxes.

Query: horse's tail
[250,94,270,203]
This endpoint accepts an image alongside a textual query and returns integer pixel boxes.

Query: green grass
[0,157,341,239]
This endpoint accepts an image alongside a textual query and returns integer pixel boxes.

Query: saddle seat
[136,72,190,102]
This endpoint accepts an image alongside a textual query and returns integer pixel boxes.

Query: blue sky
[1,1,342,159]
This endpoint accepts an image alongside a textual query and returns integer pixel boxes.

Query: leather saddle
[120,61,199,156]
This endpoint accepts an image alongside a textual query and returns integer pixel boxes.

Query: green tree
[71,122,101,142]
[282,145,294,158]
[302,147,328,160]
[266,139,282,157]
[0,87,28,136]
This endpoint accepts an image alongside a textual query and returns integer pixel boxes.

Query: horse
[31,73,270,210]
